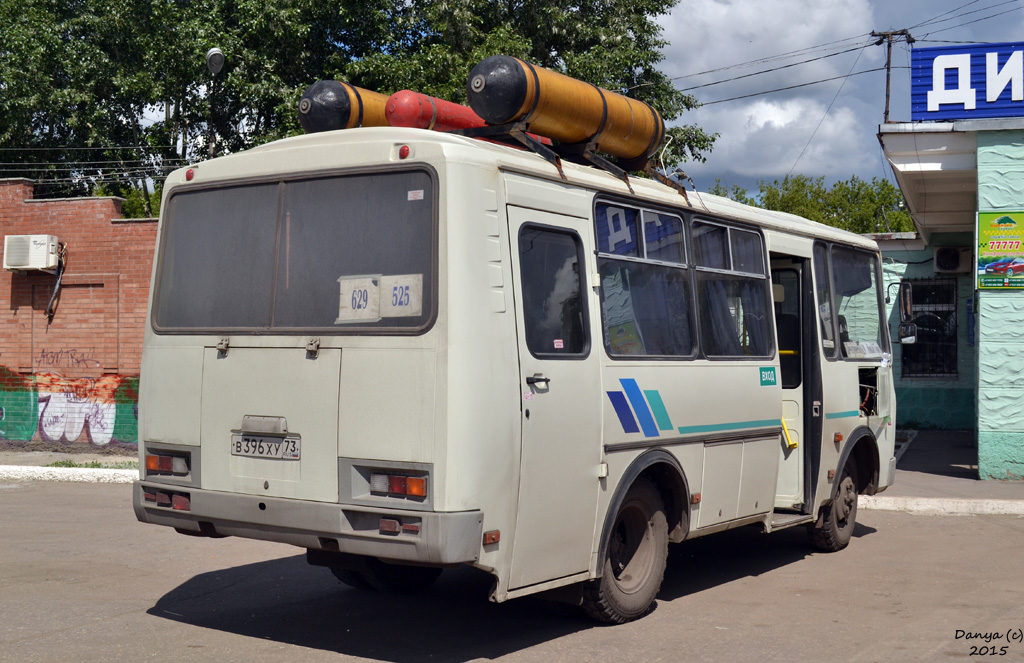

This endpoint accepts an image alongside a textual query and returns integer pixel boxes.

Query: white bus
[134,118,896,624]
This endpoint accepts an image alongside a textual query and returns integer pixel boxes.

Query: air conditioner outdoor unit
[3,235,59,271]
[933,247,972,274]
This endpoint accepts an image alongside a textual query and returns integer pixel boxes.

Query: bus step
[770,512,815,530]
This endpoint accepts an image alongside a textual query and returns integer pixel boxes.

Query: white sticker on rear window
[380,274,423,317]
[336,275,381,323]
[408,190,424,201]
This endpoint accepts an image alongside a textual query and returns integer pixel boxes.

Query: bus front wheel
[809,463,858,552]
[582,478,668,623]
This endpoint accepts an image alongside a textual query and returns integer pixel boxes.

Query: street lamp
[206,47,224,158]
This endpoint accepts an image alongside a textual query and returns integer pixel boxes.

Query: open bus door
[771,259,813,513]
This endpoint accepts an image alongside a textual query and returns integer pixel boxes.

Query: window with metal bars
[901,278,957,378]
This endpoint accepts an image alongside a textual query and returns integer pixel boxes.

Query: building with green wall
[879,41,1024,479]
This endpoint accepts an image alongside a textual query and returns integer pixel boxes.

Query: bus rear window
[153,170,436,333]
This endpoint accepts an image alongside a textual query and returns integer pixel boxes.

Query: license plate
[230,434,301,460]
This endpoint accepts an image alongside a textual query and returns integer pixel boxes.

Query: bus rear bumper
[133,481,483,565]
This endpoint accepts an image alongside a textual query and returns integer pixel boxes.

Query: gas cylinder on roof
[465,55,665,162]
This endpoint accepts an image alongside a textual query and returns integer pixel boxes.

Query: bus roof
[175,126,879,252]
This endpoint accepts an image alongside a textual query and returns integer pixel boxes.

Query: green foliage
[0,0,715,202]
[710,175,914,234]
[346,0,716,165]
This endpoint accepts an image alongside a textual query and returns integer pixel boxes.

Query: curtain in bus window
[519,228,588,355]
[693,222,729,269]
[731,228,764,274]
[598,259,693,356]
[697,274,771,357]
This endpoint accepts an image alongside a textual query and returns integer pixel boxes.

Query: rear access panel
[200,347,341,502]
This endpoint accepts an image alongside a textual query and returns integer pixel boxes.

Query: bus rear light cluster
[369,472,427,498]
[145,452,190,477]
[142,488,191,511]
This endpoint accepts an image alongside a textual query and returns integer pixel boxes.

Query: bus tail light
[145,452,190,477]
[369,471,427,499]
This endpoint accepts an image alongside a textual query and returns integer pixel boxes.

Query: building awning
[879,118,1024,243]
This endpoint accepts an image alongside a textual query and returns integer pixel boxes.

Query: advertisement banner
[978,212,1024,289]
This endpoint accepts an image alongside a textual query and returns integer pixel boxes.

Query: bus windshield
[152,169,436,333]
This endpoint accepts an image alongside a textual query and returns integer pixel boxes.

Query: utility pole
[872,30,915,123]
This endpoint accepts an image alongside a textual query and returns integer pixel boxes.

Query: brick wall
[0,178,157,449]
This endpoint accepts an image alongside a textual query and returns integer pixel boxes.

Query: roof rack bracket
[452,122,566,179]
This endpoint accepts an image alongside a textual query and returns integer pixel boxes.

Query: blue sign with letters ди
[912,42,1024,121]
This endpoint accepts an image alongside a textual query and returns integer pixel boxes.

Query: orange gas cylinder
[298,80,389,133]
[466,55,665,162]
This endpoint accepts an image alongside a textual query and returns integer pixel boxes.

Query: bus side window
[518,227,589,357]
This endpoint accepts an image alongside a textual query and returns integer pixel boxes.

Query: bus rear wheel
[809,463,858,552]
[582,478,668,623]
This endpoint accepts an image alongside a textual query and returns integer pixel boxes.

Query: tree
[345,0,716,166]
[710,175,914,233]
[1,0,715,213]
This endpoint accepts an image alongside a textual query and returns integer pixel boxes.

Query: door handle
[526,375,551,386]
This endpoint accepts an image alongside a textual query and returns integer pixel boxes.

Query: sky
[656,0,1024,194]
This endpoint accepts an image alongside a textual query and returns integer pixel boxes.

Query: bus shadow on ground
[660,521,877,600]
[148,557,592,662]
[147,522,876,661]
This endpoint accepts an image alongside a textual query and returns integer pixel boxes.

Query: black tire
[330,566,374,590]
[361,558,443,593]
[809,464,858,552]
[582,478,669,623]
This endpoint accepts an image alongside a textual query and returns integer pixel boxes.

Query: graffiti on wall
[0,365,138,446]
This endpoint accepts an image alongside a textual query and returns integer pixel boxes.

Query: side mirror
[898,322,917,344]
[898,282,913,323]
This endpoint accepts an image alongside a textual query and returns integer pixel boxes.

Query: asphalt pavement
[1,429,1023,515]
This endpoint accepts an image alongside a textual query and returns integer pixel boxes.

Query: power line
[668,34,877,82]
[919,4,1024,38]
[911,0,1017,31]
[702,67,888,105]
[678,44,873,92]
[0,145,179,151]
[788,45,868,178]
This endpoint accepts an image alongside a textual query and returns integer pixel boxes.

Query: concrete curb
[3,466,1022,518]
[0,465,137,484]
[861,495,1024,516]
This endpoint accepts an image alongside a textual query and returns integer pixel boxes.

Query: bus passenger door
[506,206,602,590]
[772,261,807,510]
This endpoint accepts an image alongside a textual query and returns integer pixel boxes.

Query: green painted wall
[880,232,977,431]
[976,130,1024,479]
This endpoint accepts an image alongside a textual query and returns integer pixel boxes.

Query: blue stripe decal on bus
[644,390,674,431]
[607,391,640,434]
[677,419,781,435]
[825,410,861,419]
[620,379,660,437]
